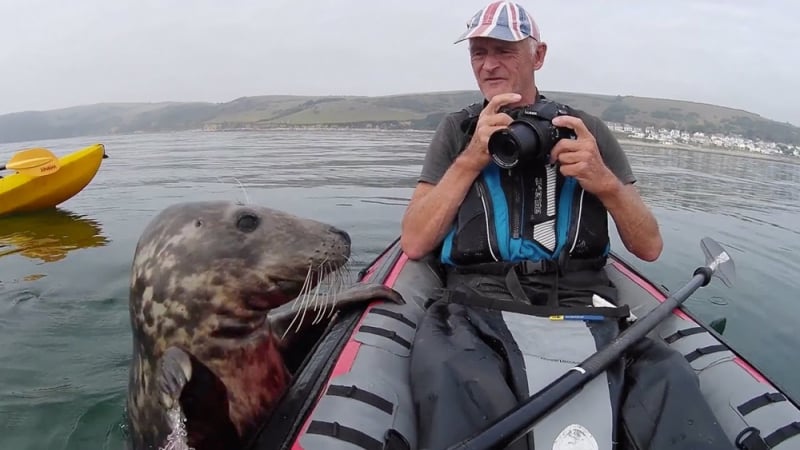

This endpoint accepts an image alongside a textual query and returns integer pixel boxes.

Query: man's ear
[534,41,548,70]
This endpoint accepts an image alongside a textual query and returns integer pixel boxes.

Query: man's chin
[483,87,522,104]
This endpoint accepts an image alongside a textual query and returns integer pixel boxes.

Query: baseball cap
[454,1,541,44]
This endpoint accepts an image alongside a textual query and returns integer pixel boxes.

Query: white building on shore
[605,122,798,157]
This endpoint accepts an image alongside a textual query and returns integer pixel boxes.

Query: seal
[126,200,403,450]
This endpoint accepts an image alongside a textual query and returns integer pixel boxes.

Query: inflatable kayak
[0,143,107,217]
[246,237,800,450]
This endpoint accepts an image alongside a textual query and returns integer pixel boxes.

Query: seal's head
[126,200,352,450]
[130,200,351,321]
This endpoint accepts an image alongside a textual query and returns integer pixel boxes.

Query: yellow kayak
[0,143,107,217]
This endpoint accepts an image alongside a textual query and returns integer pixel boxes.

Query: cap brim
[453,26,528,44]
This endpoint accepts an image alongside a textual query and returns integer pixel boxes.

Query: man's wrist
[453,152,484,177]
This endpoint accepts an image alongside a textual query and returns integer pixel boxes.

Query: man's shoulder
[563,105,618,145]
[434,101,484,141]
[557,100,635,182]
[443,101,484,124]
[566,106,605,131]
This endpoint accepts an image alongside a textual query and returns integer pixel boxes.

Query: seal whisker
[330,263,349,319]
[311,258,331,325]
[295,267,316,330]
[324,261,342,320]
[326,260,346,320]
[329,261,345,319]
[344,261,356,285]
[281,265,315,340]
[314,261,351,323]
[232,177,251,204]
[324,260,340,322]
[295,257,328,332]
[215,176,251,205]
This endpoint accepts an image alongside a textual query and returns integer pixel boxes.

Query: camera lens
[488,121,541,169]
[488,130,520,168]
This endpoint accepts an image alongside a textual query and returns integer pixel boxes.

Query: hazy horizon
[1,0,797,126]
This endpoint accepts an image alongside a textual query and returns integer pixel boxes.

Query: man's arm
[551,115,663,262]
[400,159,481,260]
[595,181,662,261]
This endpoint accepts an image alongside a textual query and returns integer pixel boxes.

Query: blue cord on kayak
[549,314,605,322]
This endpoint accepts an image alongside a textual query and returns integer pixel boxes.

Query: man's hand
[550,115,663,262]
[549,115,621,199]
[458,93,522,173]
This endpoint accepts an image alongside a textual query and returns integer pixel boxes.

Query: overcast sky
[1,0,797,125]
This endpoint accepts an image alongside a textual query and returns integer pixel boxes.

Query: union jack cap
[454,1,541,43]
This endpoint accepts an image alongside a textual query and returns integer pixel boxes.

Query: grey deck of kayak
[295,251,800,449]
[606,260,800,448]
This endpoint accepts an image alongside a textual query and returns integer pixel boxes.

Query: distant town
[607,122,800,158]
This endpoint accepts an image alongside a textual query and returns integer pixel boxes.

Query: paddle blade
[7,148,57,167]
[4,148,60,177]
[7,156,52,169]
[701,237,735,287]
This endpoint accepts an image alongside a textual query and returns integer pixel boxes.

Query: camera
[487,99,577,169]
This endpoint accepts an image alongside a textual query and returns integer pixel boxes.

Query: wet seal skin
[125,200,403,450]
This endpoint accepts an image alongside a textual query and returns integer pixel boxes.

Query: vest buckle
[516,260,557,275]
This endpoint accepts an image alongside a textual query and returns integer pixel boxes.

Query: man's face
[468,36,546,103]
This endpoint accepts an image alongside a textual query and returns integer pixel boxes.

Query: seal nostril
[331,227,351,245]
[236,213,260,233]
[195,219,203,227]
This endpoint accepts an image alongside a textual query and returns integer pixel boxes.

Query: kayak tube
[246,237,800,450]
[0,143,107,217]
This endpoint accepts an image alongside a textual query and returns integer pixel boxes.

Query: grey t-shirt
[418,102,637,187]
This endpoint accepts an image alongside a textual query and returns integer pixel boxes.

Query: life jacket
[440,98,611,274]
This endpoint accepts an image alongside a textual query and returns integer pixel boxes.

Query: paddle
[0,148,61,177]
[446,236,736,450]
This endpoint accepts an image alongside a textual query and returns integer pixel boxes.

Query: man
[404,3,733,450]
[401,0,662,307]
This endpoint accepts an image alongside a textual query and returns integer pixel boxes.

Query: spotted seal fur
[125,200,403,450]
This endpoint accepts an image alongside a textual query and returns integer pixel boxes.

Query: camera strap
[458,101,485,146]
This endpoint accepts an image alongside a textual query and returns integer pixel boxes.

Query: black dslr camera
[487,99,577,169]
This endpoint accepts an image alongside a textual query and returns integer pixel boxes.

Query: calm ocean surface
[1,129,798,449]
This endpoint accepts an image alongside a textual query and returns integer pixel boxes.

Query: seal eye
[236,213,260,232]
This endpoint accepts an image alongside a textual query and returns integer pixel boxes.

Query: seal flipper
[157,346,241,450]
[269,282,405,373]
[157,347,192,411]
[269,282,405,338]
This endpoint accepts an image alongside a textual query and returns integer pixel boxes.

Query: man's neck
[519,85,540,106]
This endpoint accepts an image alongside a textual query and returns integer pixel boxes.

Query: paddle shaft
[447,266,713,450]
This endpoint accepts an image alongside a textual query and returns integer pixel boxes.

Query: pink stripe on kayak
[290,304,373,450]
[360,257,381,282]
[610,260,693,321]
[610,260,666,300]
[361,268,375,282]
[383,253,409,287]
[734,357,770,385]
[291,250,408,449]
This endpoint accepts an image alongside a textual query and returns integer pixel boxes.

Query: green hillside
[1,90,798,146]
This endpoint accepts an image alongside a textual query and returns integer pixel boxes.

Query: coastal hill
[1,90,798,146]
